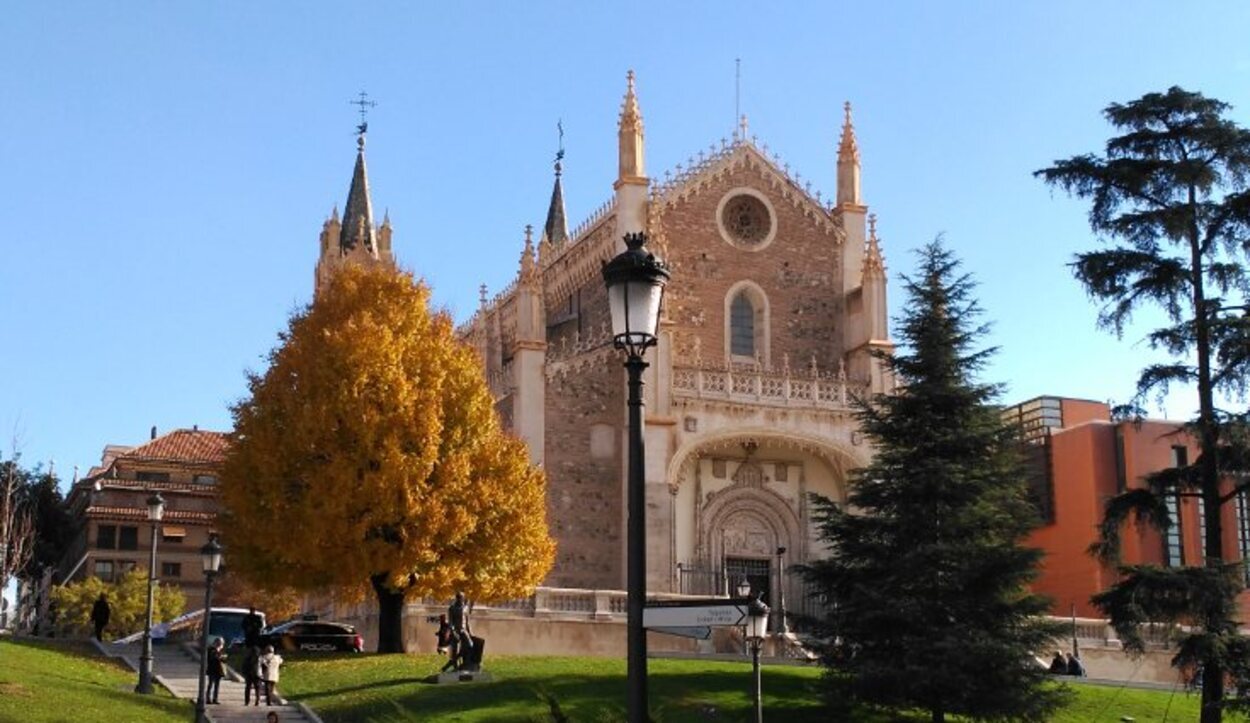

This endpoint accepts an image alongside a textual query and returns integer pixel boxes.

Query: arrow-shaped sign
[643,601,747,629]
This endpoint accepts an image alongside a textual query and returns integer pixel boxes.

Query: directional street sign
[649,626,713,640]
[642,598,748,629]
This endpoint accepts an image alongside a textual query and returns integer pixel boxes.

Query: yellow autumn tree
[219,264,554,652]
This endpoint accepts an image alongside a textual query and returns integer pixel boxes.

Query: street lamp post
[741,584,771,723]
[194,535,223,723]
[775,546,788,635]
[603,231,670,723]
[135,492,164,694]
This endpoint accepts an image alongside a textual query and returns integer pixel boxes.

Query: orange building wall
[1027,407,1250,620]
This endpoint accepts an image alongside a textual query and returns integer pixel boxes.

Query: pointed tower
[315,129,395,296]
[836,102,868,295]
[614,70,649,246]
[512,225,547,465]
[541,148,569,253]
[848,214,894,393]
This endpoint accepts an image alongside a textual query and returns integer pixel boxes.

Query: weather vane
[556,118,565,162]
[350,91,377,135]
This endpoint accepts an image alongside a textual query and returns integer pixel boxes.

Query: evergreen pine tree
[802,241,1066,723]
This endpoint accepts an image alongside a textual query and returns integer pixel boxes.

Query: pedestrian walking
[90,593,110,642]
[259,644,284,706]
[205,637,226,704]
[242,645,262,706]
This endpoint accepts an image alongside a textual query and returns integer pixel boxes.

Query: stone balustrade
[671,363,869,411]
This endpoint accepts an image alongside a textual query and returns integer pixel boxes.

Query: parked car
[259,620,363,653]
[209,608,266,648]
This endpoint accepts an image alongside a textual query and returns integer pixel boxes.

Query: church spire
[542,129,569,250]
[864,213,886,277]
[339,131,378,257]
[617,70,646,184]
[837,101,862,207]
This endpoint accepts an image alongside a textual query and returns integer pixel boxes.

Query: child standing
[259,644,284,706]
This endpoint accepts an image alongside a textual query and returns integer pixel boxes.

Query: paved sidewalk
[97,640,320,723]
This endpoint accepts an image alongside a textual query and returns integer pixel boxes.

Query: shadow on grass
[298,667,829,723]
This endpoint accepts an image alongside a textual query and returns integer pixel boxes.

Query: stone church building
[314,73,892,615]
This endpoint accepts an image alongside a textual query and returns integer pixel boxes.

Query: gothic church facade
[314,73,892,612]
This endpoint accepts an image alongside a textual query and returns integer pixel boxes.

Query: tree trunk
[1188,189,1226,723]
[370,573,406,654]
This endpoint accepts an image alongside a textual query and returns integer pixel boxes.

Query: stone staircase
[96,640,320,723]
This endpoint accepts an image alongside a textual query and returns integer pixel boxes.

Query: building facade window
[97,525,117,550]
[1166,445,1189,567]
[136,471,170,483]
[161,562,181,578]
[724,281,770,366]
[118,526,139,551]
[193,474,217,485]
[117,560,136,576]
[730,293,755,357]
[1164,494,1184,567]
[162,526,187,543]
[93,560,114,582]
[1238,491,1250,584]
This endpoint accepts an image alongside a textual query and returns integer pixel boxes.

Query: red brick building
[1006,396,1249,618]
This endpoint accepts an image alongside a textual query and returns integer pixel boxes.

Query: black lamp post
[775,545,788,635]
[603,231,670,723]
[194,535,223,722]
[743,589,771,723]
[135,491,164,694]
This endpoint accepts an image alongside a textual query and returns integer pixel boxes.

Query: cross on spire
[349,91,377,136]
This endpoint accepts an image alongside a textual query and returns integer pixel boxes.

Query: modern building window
[730,292,755,357]
[118,526,139,551]
[136,471,170,483]
[1238,491,1250,584]
[161,562,181,578]
[1167,445,1190,566]
[1164,493,1184,567]
[1197,498,1207,565]
[162,526,187,543]
[93,560,114,582]
[97,525,117,550]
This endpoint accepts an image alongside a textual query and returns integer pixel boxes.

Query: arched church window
[724,281,770,366]
[730,292,755,357]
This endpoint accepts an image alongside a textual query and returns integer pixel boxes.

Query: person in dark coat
[205,637,226,704]
[90,594,110,642]
[1066,652,1087,677]
[242,645,262,706]
[1048,651,1067,675]
[242,606,264,648]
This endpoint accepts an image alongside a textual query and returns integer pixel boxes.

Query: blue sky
[2,1,1249,481]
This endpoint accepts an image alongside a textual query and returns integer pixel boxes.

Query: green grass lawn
[0,638,189,723]
[0,640,1206,722]
[278,652,1205,722]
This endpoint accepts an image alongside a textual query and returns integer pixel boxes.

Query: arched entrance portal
[667,433,859,625]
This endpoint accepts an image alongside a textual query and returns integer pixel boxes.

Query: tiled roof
[87,505,217,524]
[120,429,230,465]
